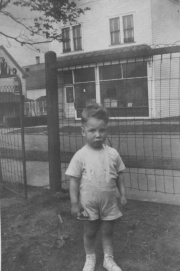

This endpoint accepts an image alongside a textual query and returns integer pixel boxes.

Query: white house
[0,45,28,123]
[51,0,180,119]
[23,57,47,116]
[21,0,180,120]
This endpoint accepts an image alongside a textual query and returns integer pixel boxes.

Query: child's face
[82,117,108,149]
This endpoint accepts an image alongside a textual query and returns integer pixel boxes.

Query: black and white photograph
[1,0,180,270]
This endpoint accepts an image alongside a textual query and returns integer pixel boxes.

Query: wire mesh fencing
[0,77,27,198]
[55,46,180,195]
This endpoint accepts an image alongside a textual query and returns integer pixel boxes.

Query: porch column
[95,66,101,104]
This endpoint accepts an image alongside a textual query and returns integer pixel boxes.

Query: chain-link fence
[52,45,180,195]
[0,75,27,198]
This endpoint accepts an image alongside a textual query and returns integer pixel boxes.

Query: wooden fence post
[45,51,61,192]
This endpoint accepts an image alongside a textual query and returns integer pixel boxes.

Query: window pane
[100,78,149,117]
[111,32,120,44]
[66,87,74,103]
[74,68,95,82]
[62,70,73,84]
[124,78,148,107]
[123,15,133,29]
[73,25,82,51]
[123,62,147,78]
[110,18,119,31]
[124,29,134,43]
[75,82,96,117]
[100,80,124,108]
[62,27,71,52]
[110,18,120,44]
[99,65,122,80]
[123,15,134,43]
[73,25,81,38]
[74,37,82,51]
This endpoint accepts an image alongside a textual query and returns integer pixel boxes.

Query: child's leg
[101,220,122,271]
[83,220,100,254]
[82,220,100,271]
[101,220,115,255]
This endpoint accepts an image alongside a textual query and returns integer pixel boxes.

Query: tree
[0,0,89,48]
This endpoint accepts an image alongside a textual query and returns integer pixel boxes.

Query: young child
[65,103,127,271]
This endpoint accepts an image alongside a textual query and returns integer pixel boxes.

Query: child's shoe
[83,254,96,271]
[103,255,122,271]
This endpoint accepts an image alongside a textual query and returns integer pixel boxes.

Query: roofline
[22,63,45,69]
[0,45,28,78]
[51,44,180,69]
[22,44,180,71]
[55,44,150,68]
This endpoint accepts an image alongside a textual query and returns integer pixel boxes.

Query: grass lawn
[1,186,180,271]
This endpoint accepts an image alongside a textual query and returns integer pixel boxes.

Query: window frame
[24,102,31,116]
[62,27,71,53]
[123,14,134,43]
[109,17,120,45]
[98,61,149,117]
[109,13,135,46]
[38,100,47,115]
[62,24,82,53]
[73,24,82,51]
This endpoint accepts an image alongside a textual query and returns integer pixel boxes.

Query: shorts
[80,186,122,221]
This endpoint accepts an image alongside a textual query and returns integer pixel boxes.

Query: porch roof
[55,44,180,69]
[36,95,46,102]
[25,97,34,102]
[56,44,151,69]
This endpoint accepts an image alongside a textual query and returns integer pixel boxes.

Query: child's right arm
[69,176,81,217]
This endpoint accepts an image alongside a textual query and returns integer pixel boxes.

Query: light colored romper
[65,144,125,221]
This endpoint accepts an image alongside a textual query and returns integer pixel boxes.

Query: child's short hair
[81,103,109,124]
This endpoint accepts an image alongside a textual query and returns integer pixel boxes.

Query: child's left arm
[116,172,127,206]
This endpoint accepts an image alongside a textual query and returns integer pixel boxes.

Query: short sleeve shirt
[65,144,125,193]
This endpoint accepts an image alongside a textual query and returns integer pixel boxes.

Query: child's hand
[71,202,81,217]
[120,195,127,206]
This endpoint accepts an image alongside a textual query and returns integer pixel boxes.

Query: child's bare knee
[84,228,97,238]
[101,221,114,236]
[83,221,99,237]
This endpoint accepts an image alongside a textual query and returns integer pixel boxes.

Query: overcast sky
[0,4,53,67]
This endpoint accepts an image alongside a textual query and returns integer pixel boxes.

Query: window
[63,70,73,84]
[99,64,122,80]
[74,68,96,117]
[110,18,120,45]
[66,87,74,103]
[62,24,82,53]
[39,101,47,115]
[99,62,148,117]
[74,68,95,82]
[62,27,71,52]
[123,15,134,43]
[24,102,31,116]
[73,25,82,51]
[110,14,134,45]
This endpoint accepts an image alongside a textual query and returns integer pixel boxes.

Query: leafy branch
[0,0,90,47]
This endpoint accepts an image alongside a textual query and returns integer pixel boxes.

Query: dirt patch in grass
[1,186,180,271]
